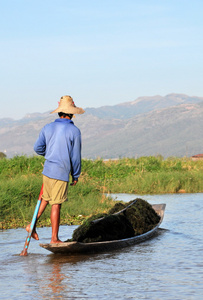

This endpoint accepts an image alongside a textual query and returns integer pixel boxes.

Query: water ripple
[0,193,203,300]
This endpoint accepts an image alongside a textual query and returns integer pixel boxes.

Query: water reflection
[46,252,101,265]
[46,263,67,296]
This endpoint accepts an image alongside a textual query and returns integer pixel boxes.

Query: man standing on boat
[26,95,85,243]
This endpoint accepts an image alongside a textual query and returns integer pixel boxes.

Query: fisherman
[26,95,84,243]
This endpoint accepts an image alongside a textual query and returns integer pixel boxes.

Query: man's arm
[34,130,46,156]
[70,134,82,183]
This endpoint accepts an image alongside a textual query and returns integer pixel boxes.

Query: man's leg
[50,203,63,244]
[26,199,48,240]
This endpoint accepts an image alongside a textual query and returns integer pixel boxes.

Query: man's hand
[70,180,78,186]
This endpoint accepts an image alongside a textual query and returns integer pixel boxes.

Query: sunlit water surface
[0,193,202,299]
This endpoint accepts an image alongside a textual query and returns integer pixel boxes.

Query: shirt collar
[55,118,73,124]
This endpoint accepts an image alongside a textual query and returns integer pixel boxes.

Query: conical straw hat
[51,95,85,114]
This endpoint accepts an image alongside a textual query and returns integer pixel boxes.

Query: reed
[81,156,203,194]
[1,155,203,229]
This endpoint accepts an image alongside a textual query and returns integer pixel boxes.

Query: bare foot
[50,239,63,244]
[26,224,39,240]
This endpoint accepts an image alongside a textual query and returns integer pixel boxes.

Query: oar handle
[29,185,43,233]
[20,184,43,256]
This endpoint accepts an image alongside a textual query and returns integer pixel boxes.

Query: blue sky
[1,0,203,119]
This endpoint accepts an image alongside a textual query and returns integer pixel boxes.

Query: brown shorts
[42,175,68,206]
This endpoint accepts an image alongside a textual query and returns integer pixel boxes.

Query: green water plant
[1,155,203,229]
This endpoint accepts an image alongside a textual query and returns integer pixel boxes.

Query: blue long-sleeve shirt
[34,118,82,182]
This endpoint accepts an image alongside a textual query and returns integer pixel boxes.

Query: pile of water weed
[70,199,160,243]
[71,213,134,243]
[124,199,161,235]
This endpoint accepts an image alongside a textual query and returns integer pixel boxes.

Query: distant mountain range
[1,93,203,159]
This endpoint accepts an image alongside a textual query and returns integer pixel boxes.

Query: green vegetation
[1,155,203,229]
[0,152,6,159]
[81,156,203,194]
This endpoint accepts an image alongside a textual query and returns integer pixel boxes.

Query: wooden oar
[20,184,43,256]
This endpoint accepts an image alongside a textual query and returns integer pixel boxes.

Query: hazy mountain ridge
[84,93,203,119]
[1,94,203,158]
[77,102,203,158]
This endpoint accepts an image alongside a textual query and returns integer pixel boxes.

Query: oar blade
[20,185,43,256]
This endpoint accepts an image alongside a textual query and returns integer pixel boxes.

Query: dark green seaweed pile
[71,198,160,243]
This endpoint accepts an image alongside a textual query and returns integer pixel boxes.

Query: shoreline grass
[1,155,203,229]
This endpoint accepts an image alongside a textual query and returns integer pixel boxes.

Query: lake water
[0,193,202,300]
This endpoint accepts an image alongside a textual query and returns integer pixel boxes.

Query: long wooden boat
[40,203,166,254]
